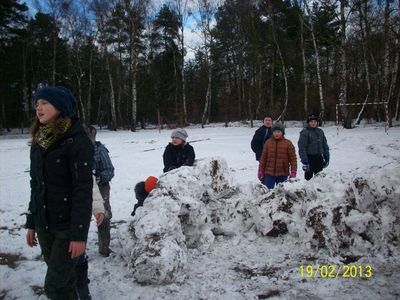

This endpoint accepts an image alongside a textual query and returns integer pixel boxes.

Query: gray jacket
[298,127,329,164]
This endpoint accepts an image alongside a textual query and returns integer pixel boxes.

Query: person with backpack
[85,125,114,257]
[297,114,330,180]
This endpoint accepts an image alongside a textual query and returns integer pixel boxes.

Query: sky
[21,0,209,60]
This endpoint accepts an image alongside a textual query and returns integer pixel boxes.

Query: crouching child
[131,176,158,216]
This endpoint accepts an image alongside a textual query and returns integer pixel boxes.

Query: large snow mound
[118,157,400,284]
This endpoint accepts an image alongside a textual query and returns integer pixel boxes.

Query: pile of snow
[253,166,400,259]
[118,157,400,284]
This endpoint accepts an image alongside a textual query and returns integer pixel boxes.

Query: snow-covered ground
[1,121,399,299]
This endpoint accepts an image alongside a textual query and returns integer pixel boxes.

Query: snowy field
[1,121,399,299]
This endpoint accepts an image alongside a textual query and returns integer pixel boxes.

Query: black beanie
[307,114,320,123]
[35,86,76,117]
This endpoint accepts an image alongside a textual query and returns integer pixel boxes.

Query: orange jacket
[259,137,297,176]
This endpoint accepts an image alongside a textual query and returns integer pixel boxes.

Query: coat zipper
[273,139,278,176]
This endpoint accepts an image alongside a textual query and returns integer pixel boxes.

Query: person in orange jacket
[258,123,297,189]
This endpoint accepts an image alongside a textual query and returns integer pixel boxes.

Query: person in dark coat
[26,86,93,300]
[163,128,195,172]
[85,125,114,257]
[297,114,330,180]
[131,176,158,216]
[251,116,273,161]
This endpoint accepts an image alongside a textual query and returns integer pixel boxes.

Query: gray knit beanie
[271,122,285,135]
[171,128,188,141]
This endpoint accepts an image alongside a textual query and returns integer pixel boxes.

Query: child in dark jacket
[26,86,93,300]
[163,128,195,172]
[131,176,158,216]
[297,114,330,180]
[251,116,273,161]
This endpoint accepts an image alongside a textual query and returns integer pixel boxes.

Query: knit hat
[271,122,285,135]
[307,114,320,123]
[144,176,158,193]
[171,128,188,142]
[35,86,76,117]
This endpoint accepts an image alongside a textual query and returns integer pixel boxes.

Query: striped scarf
[35,117,72,150]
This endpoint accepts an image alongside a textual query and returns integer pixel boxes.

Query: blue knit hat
[34,86,76,117]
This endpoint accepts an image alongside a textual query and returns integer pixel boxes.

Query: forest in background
[1,0,399,131]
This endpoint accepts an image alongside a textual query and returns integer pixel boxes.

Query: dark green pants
[37,228,78,300]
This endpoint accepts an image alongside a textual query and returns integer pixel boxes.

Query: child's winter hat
[271,122,285,135]
[171,128,188,142]
[307,113,320,123]
[144,176,158,193]
[35,86,76,117]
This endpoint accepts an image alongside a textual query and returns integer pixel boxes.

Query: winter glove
[289,170,296,178]
[257,166,264,182]
[322,160,329,169]
[302,164,310,172]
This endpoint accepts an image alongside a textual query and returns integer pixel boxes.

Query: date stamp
[299,265,373,278]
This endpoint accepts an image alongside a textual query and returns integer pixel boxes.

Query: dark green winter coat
[26,119,93,241]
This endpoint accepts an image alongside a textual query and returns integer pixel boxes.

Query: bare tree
[271,20,288,123]
[303,0,325,120]
[194,0,218,127]
[354,0,372,125]
[338,0,350,128]
[297,1,309,114]
[172,0,190,125]
[92,0,118,130]
[123,0,150,131]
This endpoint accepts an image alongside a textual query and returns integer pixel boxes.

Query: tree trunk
[249,66,254,128]
[339,0,350,128]
[270,53,275,111]
[180,25,187,125]
[355,4,372,127]
[131,55,138,132]
[87,42,93,123]
[299,11,308,114]
[173,51,179,116]
[255,59,262,119]
[382,0,391,104]
[272,27,288,123]
[395,88,400,120]
[304,0,325,120]
[105,52,117,130]
[52,27,57,85]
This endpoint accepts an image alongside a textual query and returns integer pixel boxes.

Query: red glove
[258,167,264,182]
[289,170,296,178]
